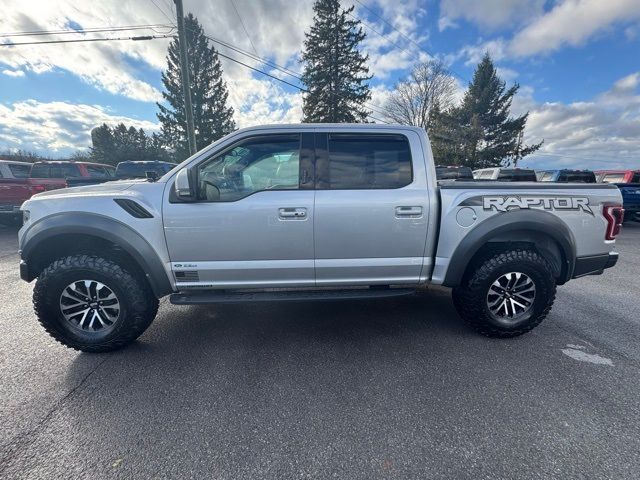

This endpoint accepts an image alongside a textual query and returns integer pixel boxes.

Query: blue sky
[1,0,639,169]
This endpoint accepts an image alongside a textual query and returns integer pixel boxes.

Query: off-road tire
[33,255,159,352]
[452,248,556,338]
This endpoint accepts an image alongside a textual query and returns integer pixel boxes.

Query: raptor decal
[460,195,594,216]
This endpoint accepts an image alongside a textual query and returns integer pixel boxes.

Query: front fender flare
[20,212,172,297]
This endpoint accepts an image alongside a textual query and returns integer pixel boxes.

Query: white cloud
[514,73,640,170]
[455,38,508,66]
[0,0,318,103]
[226,75,303,127]
[0,100,159,153]
[2,69,25,77]
[439,0,545,31]
[509,0,640,57]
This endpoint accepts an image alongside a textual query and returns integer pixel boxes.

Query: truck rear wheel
[452,248,556,338]
[33,255,159,352]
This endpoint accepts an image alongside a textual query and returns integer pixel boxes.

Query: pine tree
[301,0,372,123]
[90,123,171,165]
[434,54,541,168]
[157,13,235,161]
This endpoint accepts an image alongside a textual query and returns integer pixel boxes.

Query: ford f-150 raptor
[18,124,623,352]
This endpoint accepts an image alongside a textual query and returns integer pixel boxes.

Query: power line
[1,34,174,47]
[346,11,418,64]
[196,32,390,119]
[229,0,259,57]
[0,24,174,38]
[212,46,389,123]
[148,0,175,24]
[348,0,468,83]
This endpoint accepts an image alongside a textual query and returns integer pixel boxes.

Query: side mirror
[174,168,195,201]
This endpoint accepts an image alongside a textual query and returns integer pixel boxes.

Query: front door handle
[279,207,307,219]
[395,206,423,217]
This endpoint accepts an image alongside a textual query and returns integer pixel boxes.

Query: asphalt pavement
[0,223,639,479]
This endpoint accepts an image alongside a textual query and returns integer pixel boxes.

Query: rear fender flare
[442,209,577,287]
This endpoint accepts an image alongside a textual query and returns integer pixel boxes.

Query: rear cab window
[317,133,412,189]
[86,165,109,179]
[498,169,537,181]
[602,174,625,183]
[8,163,31,178]
[558,171,596,183]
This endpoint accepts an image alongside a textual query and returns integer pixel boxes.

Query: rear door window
[319,133,412,189]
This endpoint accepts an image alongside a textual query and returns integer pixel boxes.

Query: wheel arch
[442,209,576,287]
[20,213,172,298]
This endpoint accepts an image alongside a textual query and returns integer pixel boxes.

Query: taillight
[603,205,624,240]
[30,185,45,194]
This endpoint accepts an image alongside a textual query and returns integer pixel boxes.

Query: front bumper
[572,253,618,278]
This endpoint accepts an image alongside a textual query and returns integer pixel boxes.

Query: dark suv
[115,161,175,179]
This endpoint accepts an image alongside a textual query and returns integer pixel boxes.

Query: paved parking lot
[1,223,639,479]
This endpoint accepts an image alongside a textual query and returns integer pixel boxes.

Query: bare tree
[383,60,458,130]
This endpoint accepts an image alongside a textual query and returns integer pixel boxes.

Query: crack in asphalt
[0,354,111,472]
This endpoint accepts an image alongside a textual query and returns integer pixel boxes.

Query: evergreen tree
[90,124,116,164]
[433,54,541,168]
[90,123,171,165]
[157,13,235,161]
[301,0,372,123]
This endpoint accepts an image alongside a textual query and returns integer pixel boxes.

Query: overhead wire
[1,34,175,47]
[0,24,174,38]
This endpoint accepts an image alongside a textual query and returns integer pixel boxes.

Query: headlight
[22,210,30,223]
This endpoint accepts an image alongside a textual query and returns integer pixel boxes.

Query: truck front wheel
[452,248,556,338]
[33,255,159,352]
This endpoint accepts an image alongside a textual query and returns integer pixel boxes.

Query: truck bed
[432,181,621,285]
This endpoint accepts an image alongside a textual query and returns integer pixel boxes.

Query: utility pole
[174,0,197,155]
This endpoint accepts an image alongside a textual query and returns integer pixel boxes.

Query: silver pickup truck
[18,124,623,352]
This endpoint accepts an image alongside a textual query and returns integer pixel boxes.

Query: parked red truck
[0,160,66,226]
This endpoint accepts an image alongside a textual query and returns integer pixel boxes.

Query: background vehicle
[616,183,640,222]
[18,124,622,352]
[0,160,31,179]
[0,160,58,226]
[435,165,474,181]
[595,170,640,183]
[537,169,596,183]
[115,160,175,179]
[473,167,537,181]
[30,161,115,187]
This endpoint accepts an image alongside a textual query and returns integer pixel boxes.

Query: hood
[31,179,144,199]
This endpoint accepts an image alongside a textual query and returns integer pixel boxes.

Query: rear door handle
[279,207,307,219]
[395,206,423,217]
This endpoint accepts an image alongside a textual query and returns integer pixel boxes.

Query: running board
[170,288,416,305]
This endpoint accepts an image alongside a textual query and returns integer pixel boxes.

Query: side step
[170,288,416,305]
